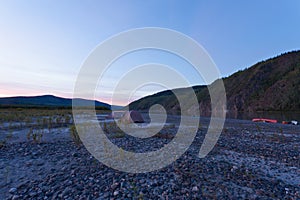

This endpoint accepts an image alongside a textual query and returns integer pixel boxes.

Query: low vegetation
[0,108,116,146]
[0,107,127,147]
[69,124,81,145]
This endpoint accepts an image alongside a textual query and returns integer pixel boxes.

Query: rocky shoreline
[0,117,299,199]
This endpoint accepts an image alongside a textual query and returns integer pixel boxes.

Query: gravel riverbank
[0,117,299,199]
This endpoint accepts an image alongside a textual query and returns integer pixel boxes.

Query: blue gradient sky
[0,0,299,105]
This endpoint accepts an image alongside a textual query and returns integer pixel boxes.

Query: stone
[12,195,20,200]
[192,186,199,192]
[113,190,119,196]
[9,187,17,194]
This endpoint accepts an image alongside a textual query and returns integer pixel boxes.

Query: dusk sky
[1,0,300,105]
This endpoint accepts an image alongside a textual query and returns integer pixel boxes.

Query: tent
[120,110,144,124]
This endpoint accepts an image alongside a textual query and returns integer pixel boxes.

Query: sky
[0,0,300,105]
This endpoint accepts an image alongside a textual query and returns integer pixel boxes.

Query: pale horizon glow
[0,1,300,106]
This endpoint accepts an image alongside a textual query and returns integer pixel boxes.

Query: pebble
[9,188,17,194]
[29,191,37,197]
[192,186,199,192]
[11,195,19,200]
[113,190,119,196]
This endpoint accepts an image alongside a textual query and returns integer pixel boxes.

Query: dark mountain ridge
[129,50,300,114]
[0,95,111,109]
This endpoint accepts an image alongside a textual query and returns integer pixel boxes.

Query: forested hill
[0,95,111,109]
[129,50,300,114]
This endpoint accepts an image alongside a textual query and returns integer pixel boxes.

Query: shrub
[70,125,82,145]
[26,128,43,143]
[0,140,6,148]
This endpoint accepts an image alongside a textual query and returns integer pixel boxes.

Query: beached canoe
[282,120,299,125]
[252,118,278,123]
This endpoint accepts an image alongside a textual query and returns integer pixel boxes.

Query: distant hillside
[0,95,111,109]
[129,50,300,114]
